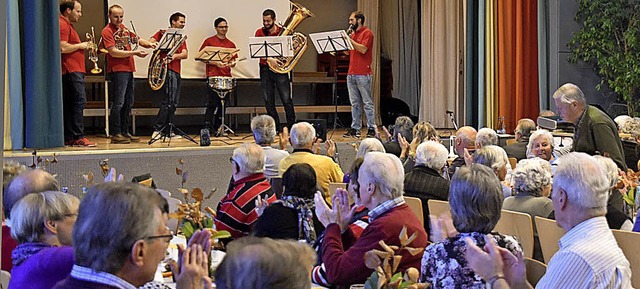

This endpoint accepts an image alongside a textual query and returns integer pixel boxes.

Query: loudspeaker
[298,119,327,141]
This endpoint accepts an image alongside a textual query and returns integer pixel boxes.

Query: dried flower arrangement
[617,169,640,208]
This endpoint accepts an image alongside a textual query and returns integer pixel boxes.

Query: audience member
[8,191,79,289]
[2,161,26,191]
[251,115,289,178]
[449,126,477,177]
[420,164,521,288]
[54,182,212,289]
[465,152,632,289]
[279,122,344,198]
[404,141,450,235]
[503,118,536,160]
[400,121,439,171]
[315,152,428,288]
[382,116,414,157]
[356,138,386,158]
[473,145,512,198]
[215,237,316,289]
[216,143,276,239]
[593,156,633,230]
[475,127,498,149]
[527,129,560,173]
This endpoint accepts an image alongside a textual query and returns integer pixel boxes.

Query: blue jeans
[109,72,134,135]
[347,74,375,129]
[260,65,295,130]
[62,72,87,141]
[153,70,181,132]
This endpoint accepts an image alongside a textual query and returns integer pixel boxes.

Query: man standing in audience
[251,115,289,178]
[101,4,155,144]
[449,126,477,177]
[504,118,536,160]
[150,12,188,139]
[344,11,376,138]
[59,0,96,147]
[553,83,627,170]
[465,152,632,288]
[216,143,276,238]
[279,122,344,198]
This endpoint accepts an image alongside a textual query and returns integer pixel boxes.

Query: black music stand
[248,36,293,59]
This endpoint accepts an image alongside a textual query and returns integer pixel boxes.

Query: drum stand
[214,89,236,139]
[149,79,197,146]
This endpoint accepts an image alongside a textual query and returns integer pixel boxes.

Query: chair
[534,216,565,264]
[403,196,424,226]
[0,270,10,289]
[506,138,517,145]
[166,197,183,233]
[524,257,547,286]
[427,199,451,217]
[269,177,283,199]
[508,157,517,170]
[611,229,640,288]
[494,210,534,258]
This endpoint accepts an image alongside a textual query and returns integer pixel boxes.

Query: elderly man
[2,169,60,272]
[504,118,536,160]
[404,141,450,234]
[279,122,344,197]
[465,152,632,289]
[54,182,211,289]
[315,152,428,288]
[449,126,477,177]
[216,143,276,238]
[251,115,289,178]
[553,83,627,170]
[382,116,414,157]
[476,127,499,149]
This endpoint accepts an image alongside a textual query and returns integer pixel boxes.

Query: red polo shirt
[348,26,374,75]
[254,26,282,66]
[59,15,85,74]
[101,23,136,73]
[199,35,236,77]
[150,29,187,74]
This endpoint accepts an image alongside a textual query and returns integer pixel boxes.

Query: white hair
[526,129,555,158]
[475,127,498,148]
[512,158,552,197]
[593,155,619,190]
[415,141,449,170]
[554,153,609,215]
[621,117,640,135]
[232,143,266,174]
[251,115,277,145]
[614,115,631,129]
[552,83,586,106]
[473,145,508,172]
[289,122,316,149]
[360,152,404,200]
[356,138,386,158]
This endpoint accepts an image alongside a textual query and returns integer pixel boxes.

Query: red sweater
[322,204,428,288]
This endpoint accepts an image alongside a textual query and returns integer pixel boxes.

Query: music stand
[195,46,240,63]
[248,36,294,59]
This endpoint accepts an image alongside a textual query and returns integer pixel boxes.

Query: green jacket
[572,105,627,170]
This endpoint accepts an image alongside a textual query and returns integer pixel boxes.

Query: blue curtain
[7,0,23,149]
[21,0,64,148]
[465,0,485,128]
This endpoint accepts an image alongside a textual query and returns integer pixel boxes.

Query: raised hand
[278,127,290,150]
[325,139,336,158]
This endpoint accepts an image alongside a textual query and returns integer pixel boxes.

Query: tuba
[86,27,102,74]
[148,33,187,90]
[268,2,314,74]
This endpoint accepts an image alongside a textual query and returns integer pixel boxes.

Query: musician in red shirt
[200,17,237,137]
[149,12,188,139]
[101,4,155,144]
[343,11,376,139]
[59,0,96,147]
[255,9,296,132]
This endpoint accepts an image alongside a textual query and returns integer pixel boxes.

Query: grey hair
[614,115,631,130]
[621,117,640,135]
[553,153,609,216]
[512,158,552,197]
[449,164,503,233]
[552,83,586,106]
[526,129,555,158]
[73,182,164,274]
[232,143,266,174]
[515,118,536,138]
[215,237,316,289]
[3,169,60,219]
[593,155,619,190]
[360,152,404,200]
[393,116,414,143]
[10,191,79,243]
[473,145,508,173]
[356,138,386,158]
[251,115,277,145]
[290,122,316,149]
[3,160,26,191]
[415,141,449,170]
[475,127,498,148]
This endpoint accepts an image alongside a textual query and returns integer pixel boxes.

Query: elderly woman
[503,158,553,261]
[356,138,386,158]
[527,129,559,173]
[420,164,521,288]
[593,156,633,231]
[8,191,79,289]
[254,163,323,243]
[475,127,499,149]
[473,145,512,198]
[400,121,439,171]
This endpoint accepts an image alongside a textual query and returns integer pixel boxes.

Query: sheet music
[156,28,185,51]
[309,30,353,54]
[248,36,294,58]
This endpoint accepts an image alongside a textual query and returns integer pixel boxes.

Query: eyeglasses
[229,157,235,163]
[145,232,174,243]
[216,26,228,29]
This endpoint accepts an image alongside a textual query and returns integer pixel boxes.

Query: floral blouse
[419,231,522,288]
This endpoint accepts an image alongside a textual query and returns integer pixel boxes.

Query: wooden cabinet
[317,53,350,105]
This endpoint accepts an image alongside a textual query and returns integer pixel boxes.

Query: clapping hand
[325,139,336,158]
[381,126,393,142]
[464,148,474,166]
[314,190,356,232]
[171,229,213,289]
[464,235,527,288]
[398,134,410,159]
[254,194,270,216]
[104,167,124,182]
[278,127,290,150]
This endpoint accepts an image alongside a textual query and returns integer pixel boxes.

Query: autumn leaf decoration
[363,226,430,289]
[617,169,640,206]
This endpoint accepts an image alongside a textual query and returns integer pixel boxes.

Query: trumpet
[86,27,102,74]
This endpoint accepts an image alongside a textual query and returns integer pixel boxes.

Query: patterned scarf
[12,242,53,266]
[279,195,317,243]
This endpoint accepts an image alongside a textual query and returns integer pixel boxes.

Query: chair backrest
[534,216,565,264]
[506,138,517,146]
[524,257,547,286]
[427,199,451,217]
[269,177,284,199]
[611,229,640,288]
[403,196,424,226]
[494,209,534,258]
[166,197,183,233]
[508,157,517,170]
[0,270,10,289]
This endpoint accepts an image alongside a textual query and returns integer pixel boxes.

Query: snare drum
[208,76,236,91]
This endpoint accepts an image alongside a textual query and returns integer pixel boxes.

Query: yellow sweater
[278,151,344,198]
